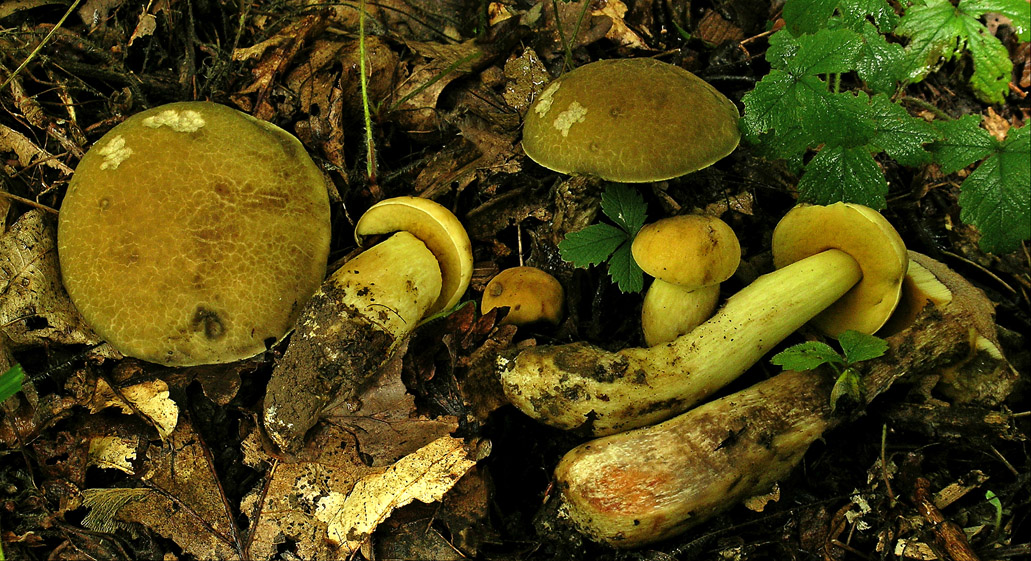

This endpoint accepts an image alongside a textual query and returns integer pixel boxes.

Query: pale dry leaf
[502,47,551,113]
[88,378,179,439]
[317,435,479,555]
[129,13,157,46]
[87,435,139,474]
[242,424,374,561]
[0,123,74,174]
[592,0,648,49]
[0,209,101,348]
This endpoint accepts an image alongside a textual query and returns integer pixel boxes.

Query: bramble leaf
[838,330,889,363]
[798,144,889,208]
[607,242,644,293]
[600,184,646,236]
[866,93,938,166]
[559,224,627,267]
[931,114,997,173]
[771,341,845,371]
[957,126,1030,253]
[856,22,907,94]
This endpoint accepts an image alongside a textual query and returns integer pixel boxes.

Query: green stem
[0,0,83,90]
[359,0,377,184]
[898,96,953,121]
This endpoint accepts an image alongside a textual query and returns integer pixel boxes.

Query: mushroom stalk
[264,231,442,453]
[641,281,720,346]
[500,248,862,435]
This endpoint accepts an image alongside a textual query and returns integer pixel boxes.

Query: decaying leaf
[87,435,139,474]
[0,122,73,174]
[317,435,480,555]
[87,377,179,439]
[0,209,101,348]
[502,47,551,113]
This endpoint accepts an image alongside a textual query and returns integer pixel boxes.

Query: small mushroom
[263,197,472,453]
[631,215,741,346]
[522,58,740,182]
[57,101,331,366]
[481,266,565,326]
[500,203,908,435]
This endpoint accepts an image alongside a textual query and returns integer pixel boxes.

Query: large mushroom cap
[521,58,741,182]
[772,203,907,336]
[481,266,565,326]
[58,101,332,366]
[631,214,741,288]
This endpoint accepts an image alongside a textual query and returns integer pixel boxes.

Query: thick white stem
[641,280,720,346]
[501,249,863,435]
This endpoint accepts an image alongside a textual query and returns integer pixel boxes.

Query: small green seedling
[771,330,888,410]
[558,184,647,293]
[0,364,25,404]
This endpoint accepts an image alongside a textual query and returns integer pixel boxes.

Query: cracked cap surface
[521,58,741,182]
[58,101,331,366]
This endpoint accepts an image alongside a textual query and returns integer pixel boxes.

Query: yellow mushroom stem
[500,249,862,436]
[263,231,442,453]
[641,280,720,346]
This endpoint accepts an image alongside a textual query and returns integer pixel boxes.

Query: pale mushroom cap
[481,266,564,326]
[631,215,741,288]
[772,202,907,336]
[522,58,741,182]
[58,101,331,366]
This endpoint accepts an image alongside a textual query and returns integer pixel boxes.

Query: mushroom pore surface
[521,58,740,182]
[58,101,331,366]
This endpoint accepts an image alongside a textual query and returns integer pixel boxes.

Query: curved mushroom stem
[264,231,442,453]
[641,280,720,346]
[500,249,862,435]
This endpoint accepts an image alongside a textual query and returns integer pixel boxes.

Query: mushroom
[521,58,740,182]
[57,101,331,367]
[263,197,472,453]
[499,202,908,435]
[481,266,565,326]
[631,214,740,346]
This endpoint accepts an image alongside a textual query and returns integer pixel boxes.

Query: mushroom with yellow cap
[481,266,565,326]
[57,101,332,367]
[632,215,741,346]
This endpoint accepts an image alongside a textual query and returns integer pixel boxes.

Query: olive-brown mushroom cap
[522,58,741,182]
[631,215,741,289]
[772,203,907,336]
[481,266,564,326]
[58,101,331,366]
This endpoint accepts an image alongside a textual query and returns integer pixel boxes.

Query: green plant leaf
[600,184,646,235]
[964,0,1029,40]
[771,341,845,371]
[838,330,889,363]
[856,22,907,94]
[559,223,627,267]
[1,364,25,404]
[607,241,644,293]
[783,0,840,35]
[866,93,939,166]
[839,0,900,32]
[830,369,864,410]
[931,114,998,173]
[798,144,889,208]
[957,126,1030,253]
[897,0,1022,103]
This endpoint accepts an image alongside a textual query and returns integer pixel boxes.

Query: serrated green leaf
[783,0,840,35]
[958,126,1031,253]
[798,145,889,208]
[607,242,644,293]
[898,0,1017,102]
[601,184,647,235]
[931,114,997,173]
[963,0,1030,41]
[838,330,889,363]
[1,364,25,404]
[808,91,877,149]
[866,93,938,166]
[788,28,865,75]
[559,223,627,268]
[857,22,908,94]
[839,0,901,32]
[771,341,845,371]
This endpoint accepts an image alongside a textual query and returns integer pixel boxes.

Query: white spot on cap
[98,135,132,170]
[142,109,206,132]
[552,101,587,137]
[534,81,561,117]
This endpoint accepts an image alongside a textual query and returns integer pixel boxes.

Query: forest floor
[1,1,1029,560]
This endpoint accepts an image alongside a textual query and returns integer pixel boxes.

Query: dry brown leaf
[87,435,139,474]
[0,123,74,174]
[392,40,483,137]
[502,48,551,113]
[87,378,179,439]
[592,0,648,49]
[0,209,101,348]
[317,435,480,555]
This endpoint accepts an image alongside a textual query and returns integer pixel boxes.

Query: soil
[1,1,1028,560]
